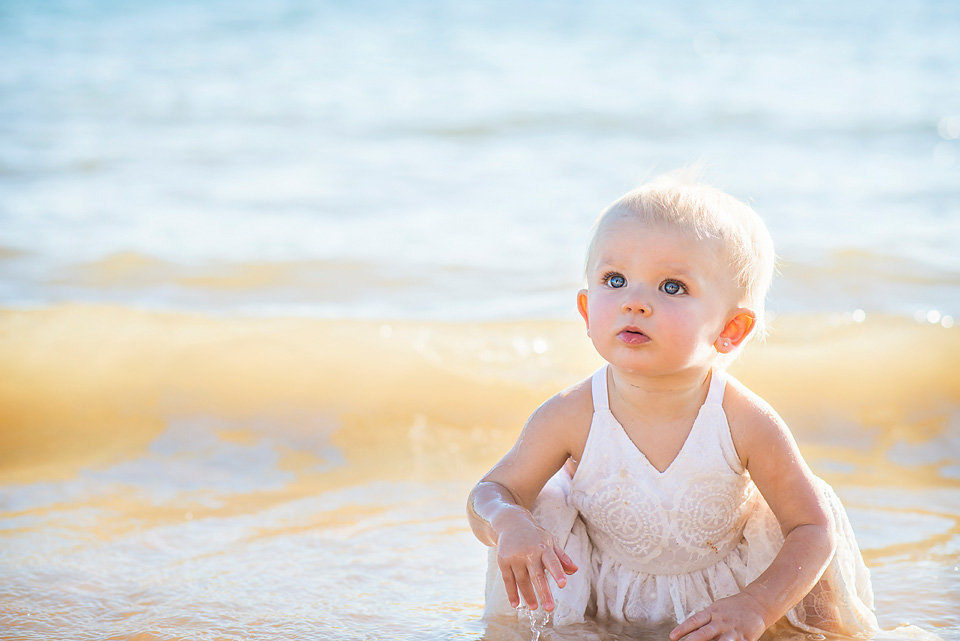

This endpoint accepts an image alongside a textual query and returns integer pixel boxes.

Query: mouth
[617,328,650,345]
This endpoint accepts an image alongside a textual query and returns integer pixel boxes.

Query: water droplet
[519,605,551,641]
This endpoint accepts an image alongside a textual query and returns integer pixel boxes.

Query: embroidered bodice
[568,366,757,575]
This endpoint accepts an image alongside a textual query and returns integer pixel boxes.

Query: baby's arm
[467,383,591,612]
[671,383,836,641]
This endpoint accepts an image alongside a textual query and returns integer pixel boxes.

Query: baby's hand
[670,592,769,641]
[495,509,578,612]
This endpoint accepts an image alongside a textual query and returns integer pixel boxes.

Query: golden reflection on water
[1,305,958,640]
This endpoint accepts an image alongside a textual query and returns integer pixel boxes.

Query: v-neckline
[604,405,706,476]
[602,368,713,476]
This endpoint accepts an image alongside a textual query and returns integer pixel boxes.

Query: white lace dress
[485,366,878,637]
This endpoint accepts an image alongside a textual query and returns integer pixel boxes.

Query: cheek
[590,298,620,324]
[659,307,704,340]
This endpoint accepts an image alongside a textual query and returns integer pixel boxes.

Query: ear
[577,289,589,330]
[715,308,756,353]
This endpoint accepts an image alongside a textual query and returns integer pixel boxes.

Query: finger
[499,564,521,609]
[677,623,719,641]
[670,609,712,641]
[527,561,554,611]
[542,550,568,588]
[514,565,539,610]
[555,545,579,574]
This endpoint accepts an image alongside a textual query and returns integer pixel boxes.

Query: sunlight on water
[1,306,958,640]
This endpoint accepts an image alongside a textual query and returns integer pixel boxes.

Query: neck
[607,366,714,421]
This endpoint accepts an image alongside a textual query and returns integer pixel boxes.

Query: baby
[467,176,878,640]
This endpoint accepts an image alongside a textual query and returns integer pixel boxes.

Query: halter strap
[590,366,609,411]
[704,369,728,408]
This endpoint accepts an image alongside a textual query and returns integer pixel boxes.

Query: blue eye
[661,280,686,295]
[606,274,626,288]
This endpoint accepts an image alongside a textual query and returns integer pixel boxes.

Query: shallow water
[1,307,958,640]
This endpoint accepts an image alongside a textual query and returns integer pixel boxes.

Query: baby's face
[579,215,742,377]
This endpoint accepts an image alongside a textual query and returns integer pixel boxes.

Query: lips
[617,327,650,345]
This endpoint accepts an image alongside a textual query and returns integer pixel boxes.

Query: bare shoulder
[721,375,795,470]
[721,374,828,533]
[480,374,596,508]
[526,375,594,454]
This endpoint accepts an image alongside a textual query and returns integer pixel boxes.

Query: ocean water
[1,1,959,640]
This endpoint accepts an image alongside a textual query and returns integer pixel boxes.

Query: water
[1,1,959,640]
[1,311,958,639]
[518,607,551,641]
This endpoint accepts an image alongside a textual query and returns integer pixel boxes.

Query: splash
[519,606,552,641]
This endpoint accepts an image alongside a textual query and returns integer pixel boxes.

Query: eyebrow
[593,258,700,278]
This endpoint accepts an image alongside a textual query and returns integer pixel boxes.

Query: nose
[621,290,652,316]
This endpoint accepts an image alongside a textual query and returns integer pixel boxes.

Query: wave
[8,248,955,324]
[47,252,399,292]
[1,304,957,489]
[383,111,945,142]
[780,247,960,287]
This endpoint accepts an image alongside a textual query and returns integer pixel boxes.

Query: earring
[718,338,731,351]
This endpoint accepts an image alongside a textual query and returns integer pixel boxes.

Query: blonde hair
[586,173,776,341]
